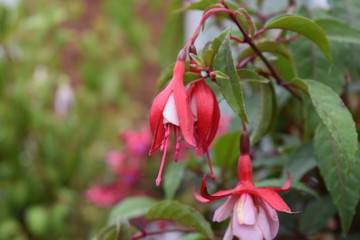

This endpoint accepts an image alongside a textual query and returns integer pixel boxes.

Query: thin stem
[227,11,302,100]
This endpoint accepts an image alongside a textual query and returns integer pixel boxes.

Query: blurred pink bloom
[106,151,125,174]
[85,183,123,207]
[217,114,231,136]
[121,127,151,157]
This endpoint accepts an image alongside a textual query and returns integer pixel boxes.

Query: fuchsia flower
[194,153,293,240]
[149,50,196,186]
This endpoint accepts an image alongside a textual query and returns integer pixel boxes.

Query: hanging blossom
[194,133,293,240]
[149,49,196,186]
[187,56,220,179]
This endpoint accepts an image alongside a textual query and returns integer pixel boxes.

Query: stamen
[206,151,216,180]
[174,127,182,163]
[156,124,171,186]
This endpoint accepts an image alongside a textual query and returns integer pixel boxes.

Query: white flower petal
[163,94,179,126]
[213,196,237,222]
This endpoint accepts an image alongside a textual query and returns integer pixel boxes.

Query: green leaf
[212,70,229,80]
[265,14,332,64]
[250,83,276,145]
[164,162,185,199]
[329,0,360,29]
[176,0,218,12]
[213,131,241,168]
[184,72,202,85]
[189,53,205,67]
[315,18,360,44]
[240,40,295,66]
[146,200,214,239]
[293,78,358,167]
[109,197,157,222]
[299,196,337,235]
[289,38,346,93]
[235,8,255,39]
[237,69,269,83]
[213,32,248,122]
[94,219,131,240]
[314,124,360,233]
[182,233,207,240]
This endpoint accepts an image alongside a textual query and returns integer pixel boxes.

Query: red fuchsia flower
[149,49,196,186]
[194,153,293,240]
[188,78,220,179]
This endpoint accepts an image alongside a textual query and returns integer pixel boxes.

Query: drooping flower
[149,49,196,186]
[194,153,293,240]
[188,79,220,179]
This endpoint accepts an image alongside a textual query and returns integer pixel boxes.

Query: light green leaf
[214,32,248,122]
[315,18,360,44]
[265,14,331,64]
[314,124,360,233]
[164,162,185,199]
[299,196,337,235]
[213,131,241,168]
[250,83,276,145]
[93,218,131,240]
[189,53,205,67]
[237,69,269,83]
[235,8,255,39]
[182,233,207,240]
[176,0,218,12]
[213,70,229,80]
[329,0,360,29]
[240,40,295,66]
[146,200,214,239]
[109,197,157,222]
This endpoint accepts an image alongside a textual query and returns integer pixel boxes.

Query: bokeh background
[0,0,186,239]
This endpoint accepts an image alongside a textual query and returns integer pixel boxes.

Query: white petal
[235,193,256,225]
[213,196,237,222]
[257,205,272,240]
[163,94,179,126]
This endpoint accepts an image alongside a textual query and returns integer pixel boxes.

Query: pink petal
[223,223,233,240]
[231,212,263,240]
[258,199,279,239]
[257,204,273,240]
[235,193,256,225]
[213,196,237,222]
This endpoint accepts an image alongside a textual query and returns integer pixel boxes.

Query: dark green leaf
[250,83,276,144]
[146,200,214,239]
[213,32,248,122]
[164,162,185,199]
[213,131,241,168]
[315,18,360,44]
[240,40,295,66]
[314,124,360,233]
[293,78,358,166]
[299,196,337,235]
[109,197,157,222]
[237,69,269,83]
[265,14,332,63]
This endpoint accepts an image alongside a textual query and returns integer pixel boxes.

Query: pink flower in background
[194,154,293,240]
[85,183,123,207]
[217,114,231,136]
[106,151,125,174]
[121,127,151,157]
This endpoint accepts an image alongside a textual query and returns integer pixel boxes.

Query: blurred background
[0,0,187,239]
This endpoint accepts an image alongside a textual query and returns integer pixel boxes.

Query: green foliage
[146,200,215,239]
[164,162,185,199]
[213,30,248,122]
[265,14,332,63]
